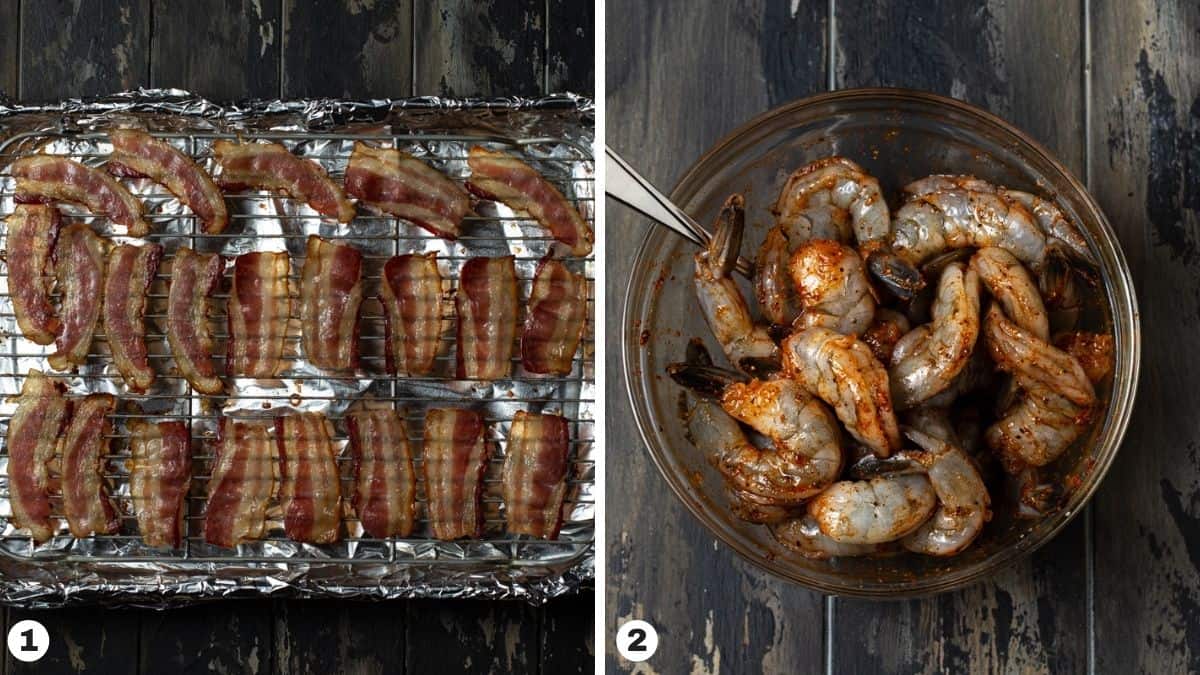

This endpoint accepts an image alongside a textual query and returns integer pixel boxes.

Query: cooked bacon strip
[213,140,355,223]
[382,253,444,376]
[228,251,290,378]
[6,370,69,542]
[343,142,472,239]
[167,248,224,394]
[6,205,62,345]
[103,243,163,391]
[423,408,490,540]
[502,411,571,539]
[456,256,517,380]
[465,147,593,256]
[48,224,107,371]
[300,236,363,371]
[522,259,587,375]
[61,393,119,537]
[347,406,416,539]
[205,418,275,548]
[108,129,229,234]
[276,413,341,544]
[10,155,149,236]
[128,421,192,548]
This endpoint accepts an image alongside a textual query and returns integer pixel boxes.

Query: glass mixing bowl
[621,88,1140,597]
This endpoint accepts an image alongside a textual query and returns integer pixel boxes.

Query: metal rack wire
[0,127,596,568]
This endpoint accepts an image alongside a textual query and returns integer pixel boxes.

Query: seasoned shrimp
[970,247,1049,341]
[694,194,780,374]
[888,263,981,409]
[782,327,901,457]
[891,184,1047,269]
[771,515,892,559]
[676,371,843,508]
[904,406,958,444]
[1002,189,1095,266]
[897,429,990,556]
[1054,331,1115,384]
[789,239,877,335]
[983,305,1095,407]
[861,308,911,364]
[807,473,936,544]
[754,225,802,326]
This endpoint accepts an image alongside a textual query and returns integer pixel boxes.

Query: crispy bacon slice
[382,253,444,376]
[6,205,62,345]
[343,142,472,239]
[522,259,587,375]
[205,418,275,548]
[10,155,150,236]
[347,406,416,539]
[167,248,224,394]
[61,393,119,537]
[228,252,290,378]
[275,413,342,544]
[502,411,571,539]
[465,146,593,256]
[213,140,355,223]
[128,420,192,548]
[300,236,363,371]
[108,129,229,234]
[423,408,489,540]
[6,370,69,542]
[103,243,163,391]
[455,256,517,380]
[48,223,108,371]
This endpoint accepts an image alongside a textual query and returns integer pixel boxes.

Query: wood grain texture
[831,1,1088,672]
[605,1,829,672]
[547,0,595,95]
[1090,0,1200,671]
[18,0,150,101]
[542,594,595,674]
[138,602,274,674]
[150,0,281,100]
[413,0,544,97]
[273,601,404,675]
[282,0,412,98]
[0,1,17,98]
[7,607,139,674]
[405,600,540,674]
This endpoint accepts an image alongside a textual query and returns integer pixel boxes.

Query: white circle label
[7,619,48,663]
[616,619,659,662]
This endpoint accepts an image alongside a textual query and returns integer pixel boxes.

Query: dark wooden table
[0,2,594,673]
[607,0,1197,672]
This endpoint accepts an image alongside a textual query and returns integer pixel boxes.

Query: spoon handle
[605,145,754,278]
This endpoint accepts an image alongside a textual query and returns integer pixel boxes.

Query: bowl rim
[619,86,1142,597]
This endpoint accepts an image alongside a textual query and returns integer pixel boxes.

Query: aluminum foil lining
[0,89,594,607]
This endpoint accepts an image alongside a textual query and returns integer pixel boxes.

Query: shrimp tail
[709,194,747,278]
[865,246,926,300]
[667,363,749,399]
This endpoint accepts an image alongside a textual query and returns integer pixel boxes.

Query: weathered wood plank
[0,1,17,98]
[6,607,139,674]
[1090,0,1200,671]
[405,600,539,674]
[605,1,828,672]
[412,0,544,97]
[149,0,281,101]
[281,0,412,98]
[831,1,1088,673]
[18,0,150,101]
[541,593,594,674]
[272,600,404,675]
[547,0,594,96]
[139,601,273,674]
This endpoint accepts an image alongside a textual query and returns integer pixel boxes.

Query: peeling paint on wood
[413,0,545,97]
[282,0,413,98]
[6,606,140,674]
[548,0,595,96]
[0,2,17,98]
[19,0,150,101]
[150,0,281,100]
[138,602,273,674]
[405,600,540,674]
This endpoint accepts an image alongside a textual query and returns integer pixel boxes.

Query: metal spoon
[605,145,754,278]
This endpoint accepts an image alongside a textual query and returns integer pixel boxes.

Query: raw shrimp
[897,429,991,556]
[754,225,802,326]
[677,372,843,508]
[888,263,981,409]
[983,305,1095,407]
[807,473,936,544]
[770,515,891,559]
[904,407,958,444]
[1002,189,1095,266]
[970,247,1049,341]
[1054,331,1115,384]
[789,239,877,335]
[694,194,780,374]
[782,327,901,457]
[861,308,911,364]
